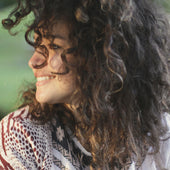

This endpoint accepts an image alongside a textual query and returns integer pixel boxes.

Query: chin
[36,95,61,105]
[35,89,73,105]
[36,93,49,104]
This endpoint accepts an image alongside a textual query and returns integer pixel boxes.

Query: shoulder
[0,106,53,169]
[0,106,51,142]
[161,112,170,135]
[138,113,170,170]
[0,106,31,150]
[0,106,51,138]
[157,112,170,167]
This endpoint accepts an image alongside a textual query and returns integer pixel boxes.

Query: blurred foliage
[0,6,34,119]
[0,0,15,9]
[155,0,170,12]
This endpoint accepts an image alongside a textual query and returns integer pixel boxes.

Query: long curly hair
[2,0,170,168]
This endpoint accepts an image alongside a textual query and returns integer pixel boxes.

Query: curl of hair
[2,0,170,168]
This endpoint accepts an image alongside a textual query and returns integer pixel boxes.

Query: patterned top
[0,106,91,170]
[0,106,170,170]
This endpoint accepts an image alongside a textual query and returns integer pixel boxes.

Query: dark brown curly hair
[2,0,170,169]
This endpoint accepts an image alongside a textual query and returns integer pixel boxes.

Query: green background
[0,6,34,119]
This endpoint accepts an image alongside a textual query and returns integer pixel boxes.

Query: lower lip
[36,78,54,86]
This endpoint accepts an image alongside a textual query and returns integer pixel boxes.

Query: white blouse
[0,106,170,170]
[130,112,170,170]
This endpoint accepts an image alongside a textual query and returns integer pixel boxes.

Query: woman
[0,0,170,169]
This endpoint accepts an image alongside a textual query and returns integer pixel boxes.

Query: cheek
[49,54,63,71]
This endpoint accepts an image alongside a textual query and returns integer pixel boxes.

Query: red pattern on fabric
[0,106,91,169]
[13,109,25,121]
[1,120,6,156]
[7,112,14,136]
[0,107,55,169]
[0,154,14,170]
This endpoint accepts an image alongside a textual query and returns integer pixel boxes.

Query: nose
[28,51,46,69]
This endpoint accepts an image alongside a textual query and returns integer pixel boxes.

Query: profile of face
[29,21,76,105]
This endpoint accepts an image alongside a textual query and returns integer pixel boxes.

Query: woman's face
[29,21,76,104]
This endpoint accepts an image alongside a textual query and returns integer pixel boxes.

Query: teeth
[37,76,55,81]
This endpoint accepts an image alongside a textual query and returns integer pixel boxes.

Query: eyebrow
[43,34,67,41]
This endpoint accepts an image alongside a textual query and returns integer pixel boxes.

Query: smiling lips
[36,76,56,86]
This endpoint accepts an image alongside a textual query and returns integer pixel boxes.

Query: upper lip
[34,73,56,78]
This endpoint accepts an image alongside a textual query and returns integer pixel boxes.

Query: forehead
[51,20,70,39]
[35,20,71,41]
